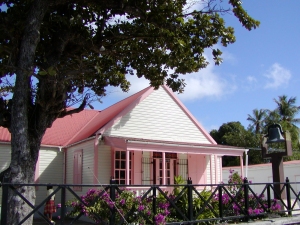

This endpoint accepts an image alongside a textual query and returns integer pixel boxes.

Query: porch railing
[1,177,300,225]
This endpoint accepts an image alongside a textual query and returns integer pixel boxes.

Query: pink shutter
[73,150,83,191]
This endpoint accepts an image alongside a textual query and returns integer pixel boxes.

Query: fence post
[152,187,157,224]
[218,184,223,220]
[243,177,249,222]
[109,178,116,225]
[187,177,193,223]
[267,183,271,211]
[285,177,292,216]
[60,186,66,225]
[1,177,9,225]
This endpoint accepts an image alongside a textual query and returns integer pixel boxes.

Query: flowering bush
[66,188,170,224]
[66,173,282,224]
[221,169,282,220]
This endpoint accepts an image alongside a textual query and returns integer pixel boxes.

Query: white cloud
[247,76,257,83]
[105,52,236,102]
[263,63,291,89]
[177,65,234,101]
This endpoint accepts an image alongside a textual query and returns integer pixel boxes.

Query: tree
[273,95,300,132]
[210,122,262,166]
[247,108,267,134]
[247,96,300,163]
[273,95,300,158]
[0,0,259,223]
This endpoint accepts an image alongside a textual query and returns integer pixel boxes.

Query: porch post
[210,155,213,184]
[126,149,130,185]
[240,155,244,178]
[214,155,218,183]
[162,152,166,185]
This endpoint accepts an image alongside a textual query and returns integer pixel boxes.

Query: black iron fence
[1,177,300,225]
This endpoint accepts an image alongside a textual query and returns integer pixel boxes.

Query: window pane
[121,151,126,159]
[120,180,125,185]
[120,171,125,179]
[116,151,120,159]
[116,161,120,169]
[115,171,119,179]
[121,161,125,169]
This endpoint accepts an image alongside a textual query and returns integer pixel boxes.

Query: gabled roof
[0,86,152,146]
[0,85,218,147]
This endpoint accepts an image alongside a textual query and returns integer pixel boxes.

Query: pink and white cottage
[0,85,247,205]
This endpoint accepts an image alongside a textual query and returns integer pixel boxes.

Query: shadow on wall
[34,148,64,218]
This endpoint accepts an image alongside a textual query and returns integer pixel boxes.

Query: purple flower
[57,203,61,208]
[138,205,145,211]
[119,199,125,206]
[154,214,165,224]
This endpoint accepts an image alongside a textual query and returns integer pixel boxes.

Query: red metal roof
[0,86,152,146]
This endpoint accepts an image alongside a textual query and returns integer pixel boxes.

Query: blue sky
[1,2,298,132]
[93,0,300,132]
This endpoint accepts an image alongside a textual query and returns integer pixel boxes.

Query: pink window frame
[112,149,133,185]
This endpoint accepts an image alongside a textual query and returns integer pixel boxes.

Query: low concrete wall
[222,160,300,199]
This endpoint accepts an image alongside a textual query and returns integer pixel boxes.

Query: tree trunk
[7,1,49,224]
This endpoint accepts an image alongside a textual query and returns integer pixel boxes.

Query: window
[153,152,177,185]
[73,150,83,191]
[114,150,132,184]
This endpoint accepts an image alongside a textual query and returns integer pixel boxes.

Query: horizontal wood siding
[97,144,112,185]
[104,87,211,144]
[0,144,11,172]
[0,145,63,216]
[35,147,64,211]
[206,156,211,185]
[65,140,94,202]
[0,144,11,206]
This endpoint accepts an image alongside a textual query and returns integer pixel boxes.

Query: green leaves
[38,66,56,76]
[0,0,260,118]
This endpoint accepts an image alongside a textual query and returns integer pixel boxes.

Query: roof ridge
[101,86,153,112]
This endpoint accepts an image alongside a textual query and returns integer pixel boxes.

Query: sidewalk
[33,218,94,224]
[33,216,300,225]
[236,214,300,225]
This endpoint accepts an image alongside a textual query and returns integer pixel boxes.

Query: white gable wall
[104,87,211,144]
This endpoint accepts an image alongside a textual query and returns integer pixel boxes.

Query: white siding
[97,144,111,185]
[216,156,222,183]
[65,140,94,202]
[0,144,11,207]
[0,145,63,217]
[104,87,211,144]
[0,144,11,172]
[35,147,64,214]
[206,155,219,184]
